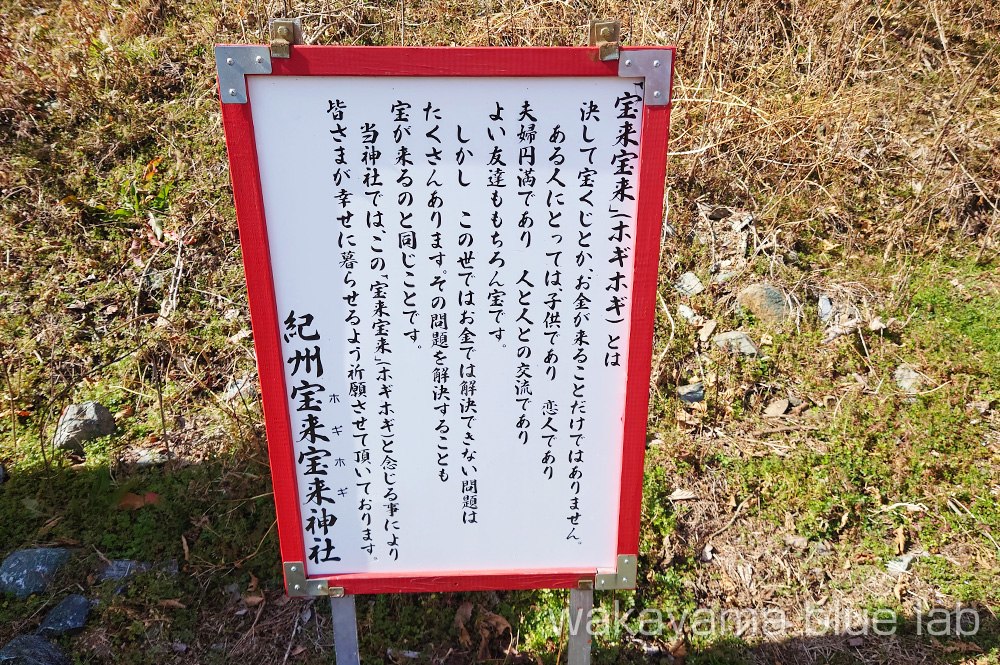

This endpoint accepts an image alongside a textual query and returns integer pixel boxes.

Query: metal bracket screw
[618,50,673,106]
[269,18,303,59]
[589,20,621,62]
[594,554,639,590]
[215,45,272,104]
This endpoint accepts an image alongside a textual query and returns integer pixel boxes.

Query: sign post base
[331,596,361,664]
[568,588,593,665]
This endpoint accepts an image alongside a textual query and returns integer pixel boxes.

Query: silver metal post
[330,595,361,664]
[567,588,593,665]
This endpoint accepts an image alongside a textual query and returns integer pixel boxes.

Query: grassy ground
[1,0,998,662]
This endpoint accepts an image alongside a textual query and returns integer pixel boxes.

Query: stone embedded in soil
[97,560,152,583]
[763,399,789,418]
[782,534,809,550]
[894,364,922,394]
[737,284,791,323]
[52,402,115,453]
[818,295,834,322]
[0,549,71,598]
[713,331,758,356]
[0,636,71,665]
[677,304,701,324]
[674,272,705,297]
[37,594,90,637]
[677,383,705,403]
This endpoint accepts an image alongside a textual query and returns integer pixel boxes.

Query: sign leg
[567,588,593,665]
[330,595,361,664]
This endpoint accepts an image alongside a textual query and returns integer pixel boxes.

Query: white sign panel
[248,75,645,575]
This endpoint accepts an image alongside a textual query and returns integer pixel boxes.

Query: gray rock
[677,383,704,403]
[0,549,71,598]
[677,304,700,324]
[37,594,90,637]
[737,284,790,323]
[0,635,70,665]
[713,331,758,356]
[763,398,789,418]
[818,295,833,322]
[135,450,173,468]
[894,364,922,394]
[224,375,259,403]
[712,271,736,284]
[887,553,917,577]
[52,402,115,453]
[674,272,704,297]
[97,560,152,583]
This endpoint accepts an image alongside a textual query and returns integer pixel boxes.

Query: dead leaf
[783,534,809,550]
[143,157,162,181]
[667,489,698,501]
[893,576,907,603]
[243,594,265,607]
[117,492,161,510]
[894,526,907,555]
[290,645,307,657]
[129,239,144,268]
[113,405,134,420]
[37,517,62,538]
[181,535,190,562]
[247,572,259,592]
[943,640,983,654]
[159,599,186,609]
[455,602,473,648]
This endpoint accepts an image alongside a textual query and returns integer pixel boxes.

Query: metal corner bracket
[589,19,621,62]
[284,561,344,597]
[269,18,303,59]
[595,554,638,590]
[618,50,673,106]
[215,45,271,104]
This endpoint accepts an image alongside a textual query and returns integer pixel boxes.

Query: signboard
[216,45,674,596]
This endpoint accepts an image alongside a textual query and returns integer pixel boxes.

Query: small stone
[763,399,789,418]
[698,320,717,343]
[674,272,704,297]
[788,396,803,408]
[707,206,732,221]
[736,284,791,323]
[782,534,809,550]
[818,295,834,322]
[713,331,758,356]
[0,549,71,598]
[847,637,864,647]
[700,544,714,562]
[135,450,172,468]
[713,271,736,284]
[887,553,917,577]
[37,594,90,637]
[894,364,922,394]
[677,383,704,403]
[52,402,115,454]
[815,541,835,556]
[97,560,152,583]
[224,375,259,403]
[676,304,701,324]
[0,635,71,665]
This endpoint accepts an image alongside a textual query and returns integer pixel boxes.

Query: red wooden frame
[218,45,674,595]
